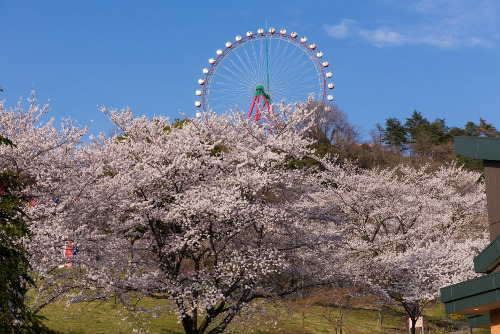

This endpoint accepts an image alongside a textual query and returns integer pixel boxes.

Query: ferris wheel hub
[254,85,271,100]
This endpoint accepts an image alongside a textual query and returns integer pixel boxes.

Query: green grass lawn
[38,298,490,334]
[39,298,184,334]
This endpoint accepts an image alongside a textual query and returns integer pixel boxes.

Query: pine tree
[383,117,407,147]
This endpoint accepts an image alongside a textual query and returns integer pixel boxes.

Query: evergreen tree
[383,118,407,147]
[0,136,51,333]
[428,118,450,144]
[464,121,479,136]
[404,110,430,143]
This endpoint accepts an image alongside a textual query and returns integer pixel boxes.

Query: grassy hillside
[37,298,490,334]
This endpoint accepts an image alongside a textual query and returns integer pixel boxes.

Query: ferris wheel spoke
[210,90,254,100]
[207,95,242,105]
[209,90,253,98]
[270,39,289,77]
[272,43,302,85]
[274,78,321,97]
[292,52,321,76]
[233,49,258,86]
[208,96,248,110]
[273,61,318,83]
[271,38,290,77]
[219,62,255,87]
[270,45,292,80]
[257,38,265,86]
[224,49,258,85]
[279,83,323,93]
[270,81,323,103]
[253,40,260,73]
[209,82,251,95]
[269,70,308,93]
[212,71,254,88]
[209,85,254,92]
[242,43,260,83]
[278,89,323,101]
[274,59,309,90]
[269,38,284,79]
[291,59,318,79]
[251,40,260,80]
[209,84,254,94]
[277,49,308,77]
[251,41,264,85]
[267,37,281,93]
[274,40,297,73]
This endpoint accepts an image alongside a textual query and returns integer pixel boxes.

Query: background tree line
[308,105,499,172]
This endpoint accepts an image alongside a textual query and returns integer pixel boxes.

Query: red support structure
[247,90,273,132]
[255,94,261,121]
[248,95,257,119]
[263,95,271,112]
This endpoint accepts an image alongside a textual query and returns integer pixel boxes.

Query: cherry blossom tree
[51,103,341,333]
[2,92,486,334]
[313,161,487,334]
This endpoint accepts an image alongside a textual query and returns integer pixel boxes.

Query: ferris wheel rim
[196,29,333,116]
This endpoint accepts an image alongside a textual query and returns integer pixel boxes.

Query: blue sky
[1,0,500,139]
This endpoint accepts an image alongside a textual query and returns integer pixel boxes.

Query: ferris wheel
[195,27,334,124]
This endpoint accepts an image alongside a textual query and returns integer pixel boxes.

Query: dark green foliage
[210,144,228,157]
[404,110,430,143]
[465,121,479,136]
[383,118,407,147]
[285,155,324,171]
[403,111,453,146]
[162,118,189,133]
[0,139,52,333]
[448,125,473,138]
[455,155,484,173]
[0,135,15,148]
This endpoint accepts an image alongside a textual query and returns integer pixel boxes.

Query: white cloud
[324,0,500,48]
[324,22,407,48]
[324,19,356,39]
[359,27,404,47]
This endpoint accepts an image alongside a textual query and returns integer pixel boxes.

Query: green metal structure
[454,136,500,160]
[440,136,500,329]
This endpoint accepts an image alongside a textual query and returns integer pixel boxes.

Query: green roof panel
[474,234,500,273]
[454,136,500,160]
[441,272,500,303]
[468,314,490,328]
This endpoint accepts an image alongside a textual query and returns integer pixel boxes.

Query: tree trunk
[182,316,199,334]
[377,311,382,328]
[410,318,416,334]
[339,315,343,334]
